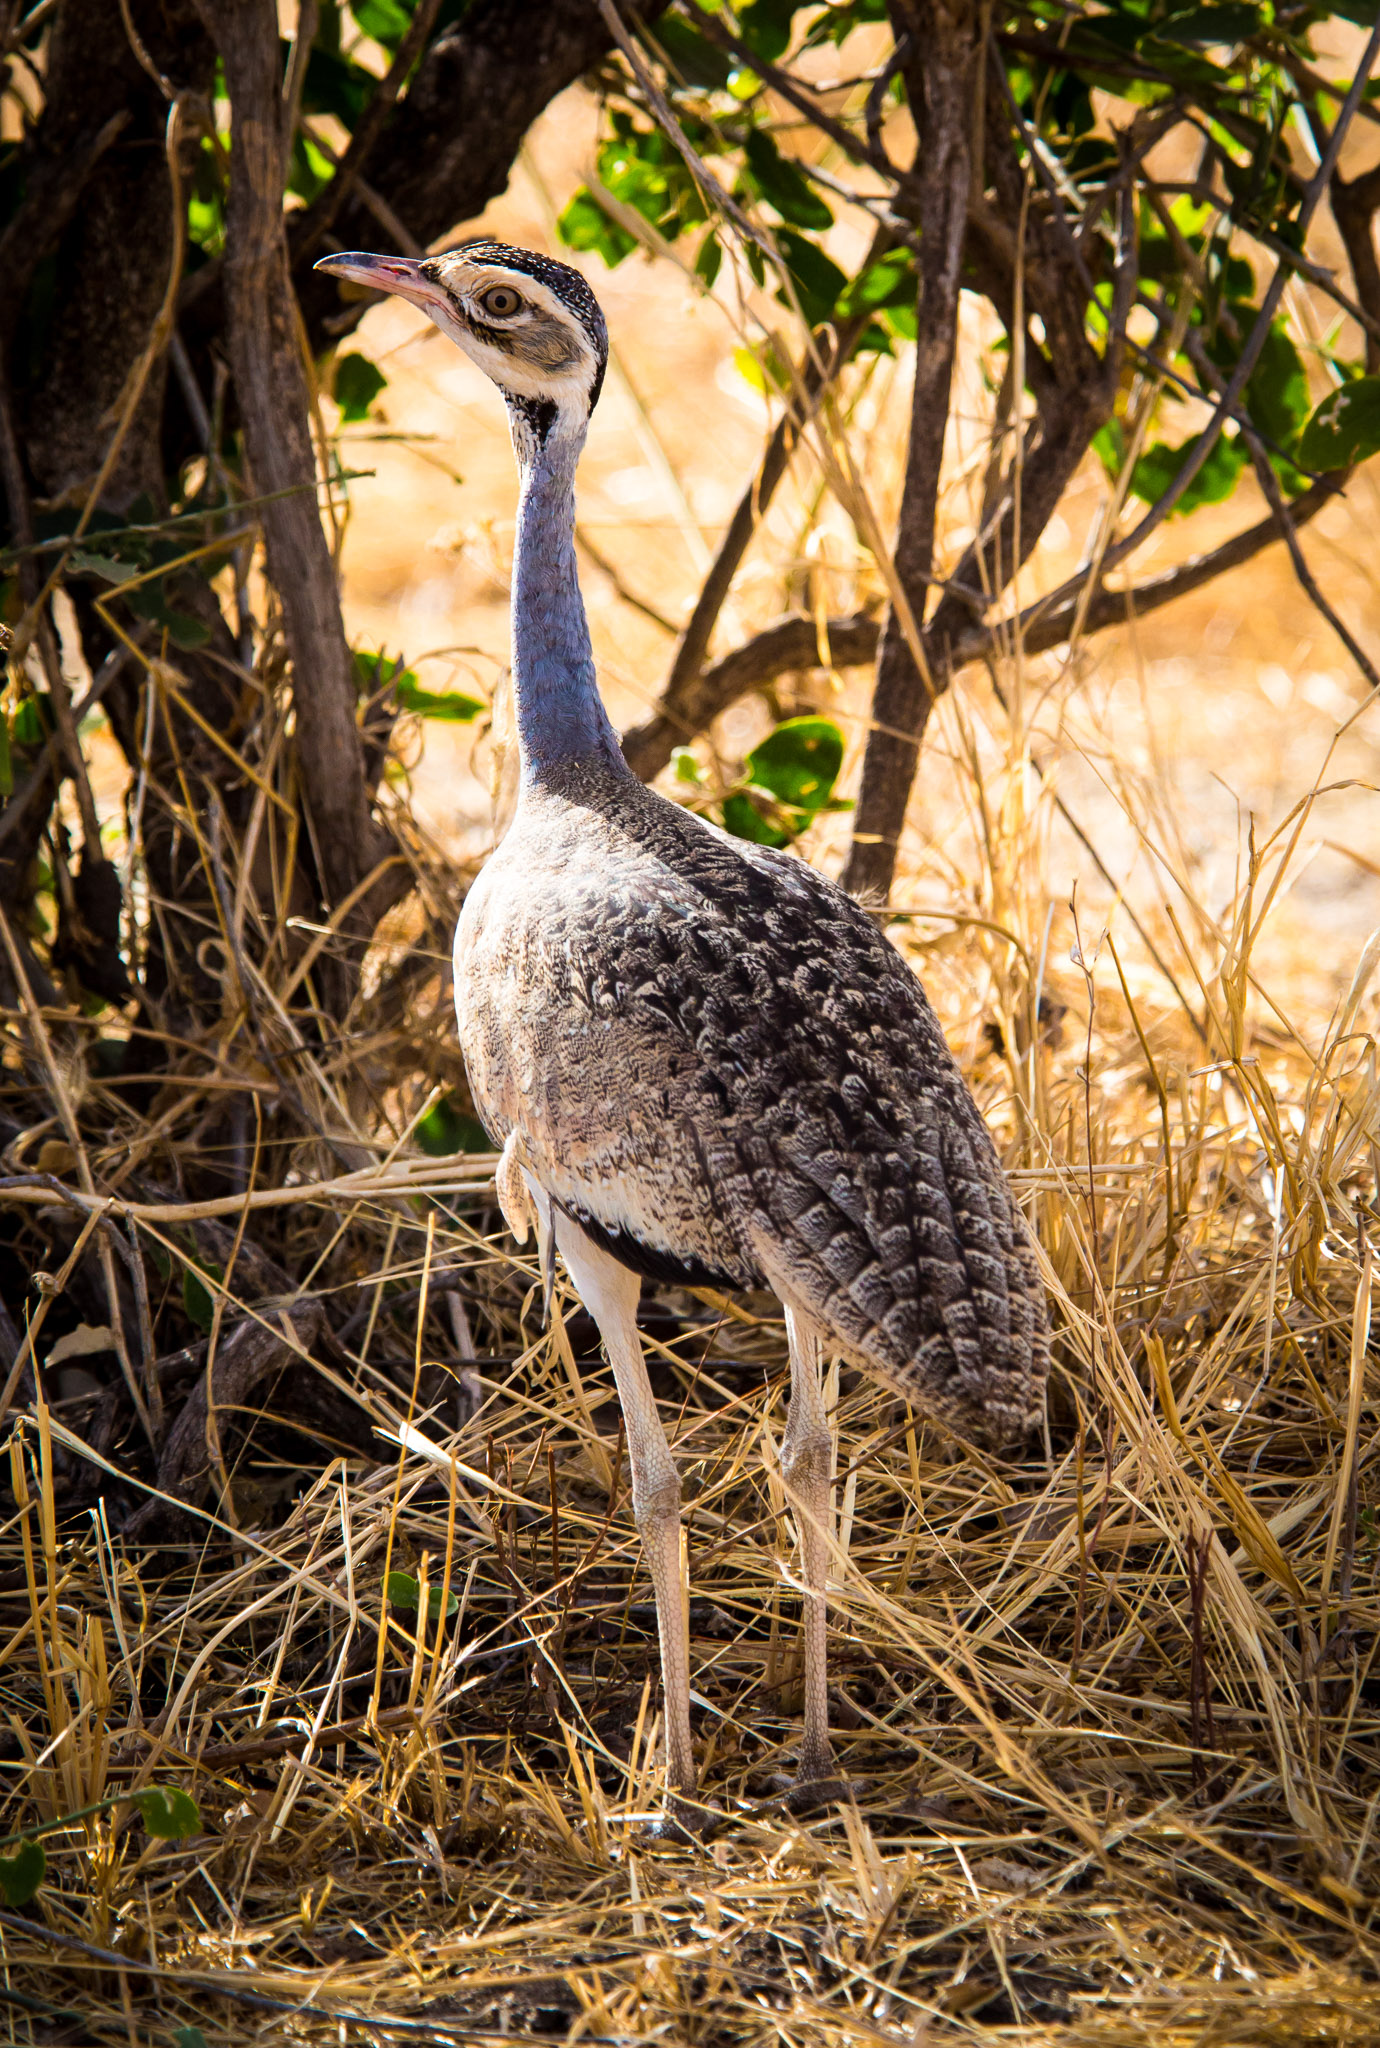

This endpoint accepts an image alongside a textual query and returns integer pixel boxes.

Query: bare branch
[661,286,887,726]
[202,0,401,932]
[1330,160,1380,374]
[1028,19,1380,609]
[842,0,980,900]
[623,611,881,781]
[294,0,445,264]
[186,1,667,362]
[959,472,1348,668]
[1184,323,1378,693]
[843,39,1136,897]
[626,472,1350,780]
[678,0,898,182]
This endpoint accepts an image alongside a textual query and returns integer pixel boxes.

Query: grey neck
[508,404,629,790]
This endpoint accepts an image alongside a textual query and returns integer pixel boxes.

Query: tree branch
[623,610,881,780]
[659,284,887,733]
[678,0,898,182]
[1182,326,1379,693]
[182,1,669,367]
[843,31,1140,897]
[202,0,400,935]
[841,0,979,898]
[293,0,444,264]
[952,472,1348,667]
[626,473,1349,778]
[1330,160,1380,375]
[1022,20,1380,623]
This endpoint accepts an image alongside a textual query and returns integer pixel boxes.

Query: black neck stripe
[504,392,559,444]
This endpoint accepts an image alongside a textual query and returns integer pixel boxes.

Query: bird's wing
[604,826,1047,1444]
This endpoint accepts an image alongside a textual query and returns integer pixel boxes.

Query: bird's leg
[781,1307,838,1786]
[551,1213,696,1796]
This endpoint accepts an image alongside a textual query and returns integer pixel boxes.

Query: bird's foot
[767,1742,862,1813]
[636,1789,723,1845]
[782,1770,855,1815]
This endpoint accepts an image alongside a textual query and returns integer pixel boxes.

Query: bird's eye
[478,285,522,319]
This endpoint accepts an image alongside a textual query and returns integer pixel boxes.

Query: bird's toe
[638,1791,724,1845]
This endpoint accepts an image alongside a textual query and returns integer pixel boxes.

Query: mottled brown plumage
[458,761,1048,1450]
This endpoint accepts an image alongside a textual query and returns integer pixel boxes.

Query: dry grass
[3,79,1380,2048]
[2,874,1378,2044]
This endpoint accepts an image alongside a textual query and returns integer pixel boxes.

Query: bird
[315,240,1051,1806]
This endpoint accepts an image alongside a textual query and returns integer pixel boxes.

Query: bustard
[316,242,1050,1803]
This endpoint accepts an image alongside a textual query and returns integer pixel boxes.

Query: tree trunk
[843,0,977,902]
[205,0,399,942]
[2,0,251,1024]
[2,0,664,1043]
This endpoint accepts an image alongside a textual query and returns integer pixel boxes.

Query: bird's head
[313,241,607,459]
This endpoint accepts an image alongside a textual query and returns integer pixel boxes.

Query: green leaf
[415,1093,490,1157]
[745,716,845,811]
[386,1570,459,1620]
[772,229,846,324]
[1208,313,1310,476]
[0,1837,45,1907]
[838,248,914,350]
[1128,430,1248,515]
[68,549,141,585]
[1244,321,1309,451]
[353,0,412,47]
[394,674,483,721]
[854,319,894,358]
[288,130,334,204]
[1297,376,1380,471]
[0,716,11,799]
[737,0,798,62]
[181,1259,221,1334]
[838,249,914,317]
[732,346,771,395]
[1092,419,1124,478]
[354,649,479,719]
[721,717,848,847]
[353,647,400,694]
[743,129,831,231]
[168,611,213,651]
[695,232,723,289]
[557,188,638,268]
[596,128,678,231]
[722,789,789,846]
[188,134,226,258]
[134,1786,201,1840]
[300,43,372,125]
[1160,5,1260,45]
[123,579,213,649]
[188,189,225,259]
[11,694,53,749]
[334,353,387,422]
[174,2029,211,2048]
[89,1037,128,1079]
[654,16,734,89]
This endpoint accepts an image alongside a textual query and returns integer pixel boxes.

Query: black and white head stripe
[427,241,609,414]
